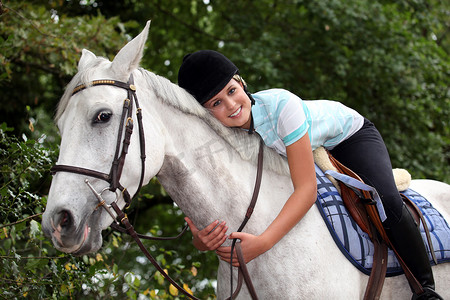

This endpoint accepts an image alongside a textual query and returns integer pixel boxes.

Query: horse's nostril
[61,211,70,227]
[57,210,73,228]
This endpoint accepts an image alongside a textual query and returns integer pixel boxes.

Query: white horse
[42,22,450,299]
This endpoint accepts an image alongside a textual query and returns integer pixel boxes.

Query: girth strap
[326,154,389,299]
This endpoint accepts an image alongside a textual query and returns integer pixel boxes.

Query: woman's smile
[229,106,242,118]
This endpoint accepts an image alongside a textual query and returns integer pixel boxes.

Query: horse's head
[42,21,162,255]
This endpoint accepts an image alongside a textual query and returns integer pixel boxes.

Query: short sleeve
[277,92,309,146]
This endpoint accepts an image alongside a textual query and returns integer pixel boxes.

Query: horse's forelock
[55,58,111,122]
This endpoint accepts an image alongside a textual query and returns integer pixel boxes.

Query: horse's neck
[150,98,259,230]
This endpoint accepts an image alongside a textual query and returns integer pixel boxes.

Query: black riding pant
[329,118,403,228]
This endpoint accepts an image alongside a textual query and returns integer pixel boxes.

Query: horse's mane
[54,58,289,176]
[139,69,290,176]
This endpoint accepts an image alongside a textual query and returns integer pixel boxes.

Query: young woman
[177,50,441,299]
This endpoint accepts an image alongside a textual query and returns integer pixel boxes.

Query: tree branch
[0,213,43,229]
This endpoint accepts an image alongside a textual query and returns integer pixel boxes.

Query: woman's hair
[233,74,248,89]
[233,74,255,106]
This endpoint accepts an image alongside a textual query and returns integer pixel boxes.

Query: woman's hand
[215,232,271,267]
[185,217,228,251]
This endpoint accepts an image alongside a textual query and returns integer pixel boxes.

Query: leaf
[125,272,133,285]
[150,289,157,298]
[134,276,140,288]
[60,284,69,294]
[64,263,71,271]
[154,269,166,285]
[183,283,193,295]
[112,235,119,248]
[15,221,27,233]
[169,284,179,296]
[29,220,40,238]
[1,227,8,239]
[126,289,137,300]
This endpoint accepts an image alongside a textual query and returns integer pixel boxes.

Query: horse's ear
[78,49,97,71]
[111,20,151,78]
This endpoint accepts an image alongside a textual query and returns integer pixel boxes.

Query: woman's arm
[216,133,317,266]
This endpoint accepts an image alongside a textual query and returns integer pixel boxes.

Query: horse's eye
[94,111,112,123]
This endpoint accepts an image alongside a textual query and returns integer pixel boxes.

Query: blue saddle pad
[315,165,450,276]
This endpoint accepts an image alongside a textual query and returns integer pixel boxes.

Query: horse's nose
[45,209,79,248]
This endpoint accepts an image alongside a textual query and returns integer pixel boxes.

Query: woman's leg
[330,119,440,299]
[329,118,402,227]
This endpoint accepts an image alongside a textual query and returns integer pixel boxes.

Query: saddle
[313,147,436,299]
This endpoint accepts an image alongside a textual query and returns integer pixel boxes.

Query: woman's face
[203,79,252,129]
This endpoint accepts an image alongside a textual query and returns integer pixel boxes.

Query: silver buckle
[85,179,120,224]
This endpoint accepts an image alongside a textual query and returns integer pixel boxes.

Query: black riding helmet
[178,50,239,105]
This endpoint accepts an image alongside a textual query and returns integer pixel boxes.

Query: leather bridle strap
[51,75,146,206]
[227,138,264,300]
[110,222,189,241]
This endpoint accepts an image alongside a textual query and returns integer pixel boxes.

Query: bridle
[51,75,146,212]
[51,74,264,300]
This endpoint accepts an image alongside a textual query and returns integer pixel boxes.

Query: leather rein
[50,75,264,300]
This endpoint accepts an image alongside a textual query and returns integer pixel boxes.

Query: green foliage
[0,1,131,133]
[0,123,78,298]
[0,123,54,223]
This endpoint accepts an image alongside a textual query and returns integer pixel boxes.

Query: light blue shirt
[251,89,364,156]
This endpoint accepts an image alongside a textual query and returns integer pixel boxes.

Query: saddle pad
[315,165,450,276]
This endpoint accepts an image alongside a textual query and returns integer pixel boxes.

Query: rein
[51,75,265,299]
